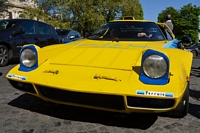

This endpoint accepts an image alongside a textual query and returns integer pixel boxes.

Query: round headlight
[21,49,36,68]
[142,54,167,78]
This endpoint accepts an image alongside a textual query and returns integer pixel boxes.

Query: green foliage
[0,0,8,18]
[158,3,200,43]
[119,0,143,20]
[0,0,7,9]
[157,7,179,23]
[21,0,143,36]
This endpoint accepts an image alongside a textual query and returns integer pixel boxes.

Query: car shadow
[189,103,200,118]
[8,93,158,129]
[189,89,200,118]
[189,89,200,101]
[8,58,19,65]
[189,65,200,118]
[190,66,200,77]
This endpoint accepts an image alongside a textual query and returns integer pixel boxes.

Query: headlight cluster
[142,54,167,79]
[21,49,36,68]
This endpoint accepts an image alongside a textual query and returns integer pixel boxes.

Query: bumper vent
[36,85,125,110]
[127,96,175,108]
[8,80,36,94]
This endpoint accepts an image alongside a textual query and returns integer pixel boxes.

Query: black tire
[191,50,197,58]
[0,45,9,67]
[167,83,189,118]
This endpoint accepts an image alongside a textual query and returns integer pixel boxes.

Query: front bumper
[8,79,178,114]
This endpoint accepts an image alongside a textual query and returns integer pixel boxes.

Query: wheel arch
[0,42,13,59]
[195,50,198,56]
[190,50,197,57]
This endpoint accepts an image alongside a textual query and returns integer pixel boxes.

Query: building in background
[0,0,36,20]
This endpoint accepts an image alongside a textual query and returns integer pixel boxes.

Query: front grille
[127,96,175,108]
[8,80,36,94]
[36,85,125,110]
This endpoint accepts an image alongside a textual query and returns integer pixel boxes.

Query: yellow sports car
[6,19,193,117]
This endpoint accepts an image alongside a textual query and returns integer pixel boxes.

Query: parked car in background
[184,43,200,57]
[0,19,61,67]
[84,29,96,38]
[56,29,82,43]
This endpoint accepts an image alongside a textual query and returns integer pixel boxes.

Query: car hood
[42,39,169,70]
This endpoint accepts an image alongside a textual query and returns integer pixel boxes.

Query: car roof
[109,20,155,23]
[56,29,72,31]
[1,18,38,22]
[0,19,52,26]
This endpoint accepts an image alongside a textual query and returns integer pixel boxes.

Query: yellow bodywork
[6,20,193,115]
[6,39,193,114]
[157,22,175,38]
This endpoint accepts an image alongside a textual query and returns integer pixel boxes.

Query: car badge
[94,74,121,82]
[43,70,59,74]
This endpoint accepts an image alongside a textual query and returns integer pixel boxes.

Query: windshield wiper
[112,37,119,42]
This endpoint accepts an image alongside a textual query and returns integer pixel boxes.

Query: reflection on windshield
[89,27,109,38]
[88,22,165,41]
[56,30,70,36]
[0,20,20,31]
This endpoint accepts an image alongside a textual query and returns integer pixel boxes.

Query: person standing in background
[84,30,90,38]
[165,13,174,31]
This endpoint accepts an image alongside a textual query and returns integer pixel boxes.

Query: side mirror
[181,36,192,45]
[12,29,25,36]
[11,31,17,36]
[69,35,75,39]
[177,36,192,49]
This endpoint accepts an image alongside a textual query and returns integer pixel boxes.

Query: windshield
[56,29,70,36]
[88,21,166,41]
[0,19,21,31]
[186,43,199,48]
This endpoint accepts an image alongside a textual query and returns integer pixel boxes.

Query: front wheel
[191,50,197,58]
[0,45,9,67]
[167,84,189,118]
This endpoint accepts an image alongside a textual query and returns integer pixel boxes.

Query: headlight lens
[142,54,167,78]
[21,49,36,68]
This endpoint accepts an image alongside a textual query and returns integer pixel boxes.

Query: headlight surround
[21,48,36,68]
[142,54,168,79]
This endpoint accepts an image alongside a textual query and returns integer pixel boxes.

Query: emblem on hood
[43,70,59,74]
[94,74,121,82]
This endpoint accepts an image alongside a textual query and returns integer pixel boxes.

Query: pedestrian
[84,30,90,38]
[165,13,173,31]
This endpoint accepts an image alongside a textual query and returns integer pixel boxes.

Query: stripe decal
[136,90,174,97]
[162,39,180,48]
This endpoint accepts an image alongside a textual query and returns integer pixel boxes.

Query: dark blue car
[0,19,61,67]
[56,29,82,43]
[185,43,200,57]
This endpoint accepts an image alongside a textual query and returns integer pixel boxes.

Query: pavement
[0,58,200,133]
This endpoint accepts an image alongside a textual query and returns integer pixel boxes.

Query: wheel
[167,84,189,118]
[191,50,197,58]
[0,45,9,67]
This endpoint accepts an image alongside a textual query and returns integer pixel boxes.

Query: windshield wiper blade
[112,37,119,42]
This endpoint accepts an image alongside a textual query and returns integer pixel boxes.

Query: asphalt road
[0,58,200,133]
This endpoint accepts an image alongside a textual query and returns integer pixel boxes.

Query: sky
[140,0,200,22]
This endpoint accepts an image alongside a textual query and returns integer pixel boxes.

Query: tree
[119,0,143,20]
[157,7,179,23]
[158,3,200,43]
[177,4,200,42]
[0,0,8,19]
[21,0,143,36]
[21,0,71,29]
